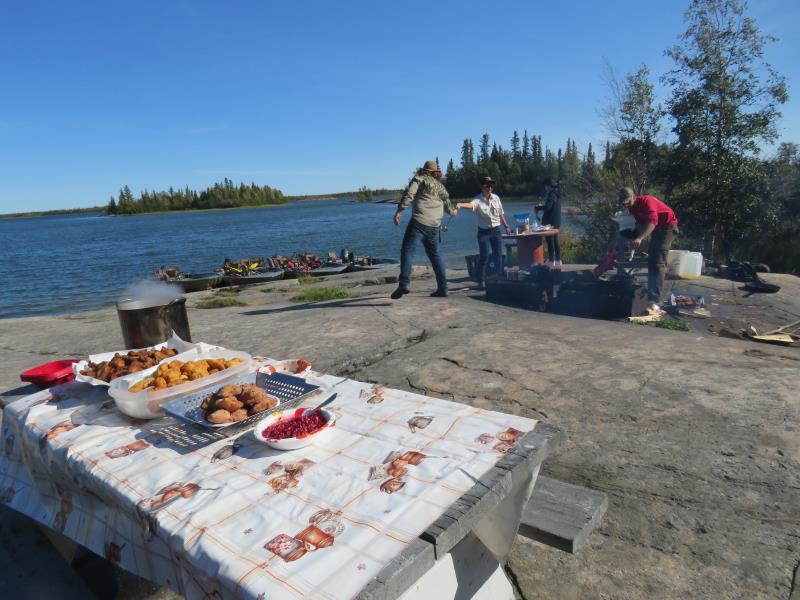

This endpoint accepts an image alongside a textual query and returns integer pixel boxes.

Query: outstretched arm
[394,178,419,225]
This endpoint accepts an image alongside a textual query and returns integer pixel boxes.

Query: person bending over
[618,187,679,305]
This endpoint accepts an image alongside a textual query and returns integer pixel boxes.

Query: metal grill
[156,373,321,449]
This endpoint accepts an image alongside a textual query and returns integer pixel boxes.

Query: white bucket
[678,251,703,279]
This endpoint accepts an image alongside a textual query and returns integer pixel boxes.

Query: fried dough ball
[207,409,232,424]
[213,396,243,412]
[230,409,248,422]
[249,398,276,414]
[239,386,269,406]
[218,384,243,397]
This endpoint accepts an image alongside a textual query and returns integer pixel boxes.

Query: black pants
[546,235,560,262]
[648,227,675,302]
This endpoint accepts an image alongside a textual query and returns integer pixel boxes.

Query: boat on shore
[308,263,350,276]
[219,257,285,286]
[154,268,223,292]
[346,257,399,271]
[221,269,285,286]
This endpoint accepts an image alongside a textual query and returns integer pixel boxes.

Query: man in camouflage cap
[391,160,458,299]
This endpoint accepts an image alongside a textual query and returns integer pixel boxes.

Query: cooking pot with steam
[116,296,191,349]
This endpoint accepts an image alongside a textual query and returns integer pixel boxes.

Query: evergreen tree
[511,131,521,163]
[460,138,475,168]
[522,130,530,161]
[479,134,490,165]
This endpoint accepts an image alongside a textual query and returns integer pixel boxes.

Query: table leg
[517,237,545,266]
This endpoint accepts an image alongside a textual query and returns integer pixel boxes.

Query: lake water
[1,197,571,318]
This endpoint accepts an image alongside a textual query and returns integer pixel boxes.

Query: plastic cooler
[109,349,252,419]
[464,254,506,281]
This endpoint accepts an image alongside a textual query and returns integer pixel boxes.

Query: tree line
[442,0,797,272]
[443,133,591,199]
[107,178,286,215]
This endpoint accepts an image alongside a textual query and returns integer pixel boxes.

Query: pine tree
[460,138,475,168]
[511,131,521,163]
[522,130,530,161]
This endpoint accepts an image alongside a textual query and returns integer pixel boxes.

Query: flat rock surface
[1,267,799,599]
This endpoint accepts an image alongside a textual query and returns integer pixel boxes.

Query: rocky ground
[1,266,798,599]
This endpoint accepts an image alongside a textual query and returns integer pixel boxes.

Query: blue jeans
[477,226,502,284]
[399,219,447,292]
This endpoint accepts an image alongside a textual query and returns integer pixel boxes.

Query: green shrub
[654,318,690,331]
[558,226,602,264]
[297,274,316,285]
[290,287,351,303]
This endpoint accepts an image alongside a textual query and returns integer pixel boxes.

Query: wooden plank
[519,476,608,553]
[420,424,564,559]
[355,538,435,600]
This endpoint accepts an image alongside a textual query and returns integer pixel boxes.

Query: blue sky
[1,0,798,212]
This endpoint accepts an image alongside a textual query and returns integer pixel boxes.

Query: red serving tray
[20,359,79,389]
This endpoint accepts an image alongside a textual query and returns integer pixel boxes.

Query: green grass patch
[297,274,316,285]
[196,297,247,309]
[290,287,352,303]
[214,288,241,297]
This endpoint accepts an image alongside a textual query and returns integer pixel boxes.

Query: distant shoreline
[1,193,582,219]
[0,192,405,219]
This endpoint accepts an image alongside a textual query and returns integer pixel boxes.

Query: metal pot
[116,296,191,349]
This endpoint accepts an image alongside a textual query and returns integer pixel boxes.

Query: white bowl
[253,407,336,450]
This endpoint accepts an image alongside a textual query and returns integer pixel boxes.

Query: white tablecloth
[0,365,536,599]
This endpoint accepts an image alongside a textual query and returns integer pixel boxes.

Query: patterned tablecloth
[0,362,536,600]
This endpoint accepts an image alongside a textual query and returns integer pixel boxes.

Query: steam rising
[118,280,184,307]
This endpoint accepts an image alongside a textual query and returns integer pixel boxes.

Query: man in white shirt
[457,177,511,290]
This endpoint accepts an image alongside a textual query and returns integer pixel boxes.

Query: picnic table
[502,229,560,267]
[0,357,580,600]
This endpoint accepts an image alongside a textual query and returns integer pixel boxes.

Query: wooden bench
[519,476,609,553]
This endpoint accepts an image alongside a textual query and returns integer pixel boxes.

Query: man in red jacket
[618,187,679,305]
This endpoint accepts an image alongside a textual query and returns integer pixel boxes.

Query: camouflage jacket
[397,173,456,228]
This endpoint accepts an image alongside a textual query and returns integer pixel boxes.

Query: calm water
[1,197,570,318]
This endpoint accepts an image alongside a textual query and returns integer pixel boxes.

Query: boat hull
[178,275,224,293]
[347,258,399,271]
[222,270,285,286]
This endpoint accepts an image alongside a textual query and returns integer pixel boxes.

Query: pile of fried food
[203,383,278,424]
[81,348,179,382]
[128,358,244,393]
